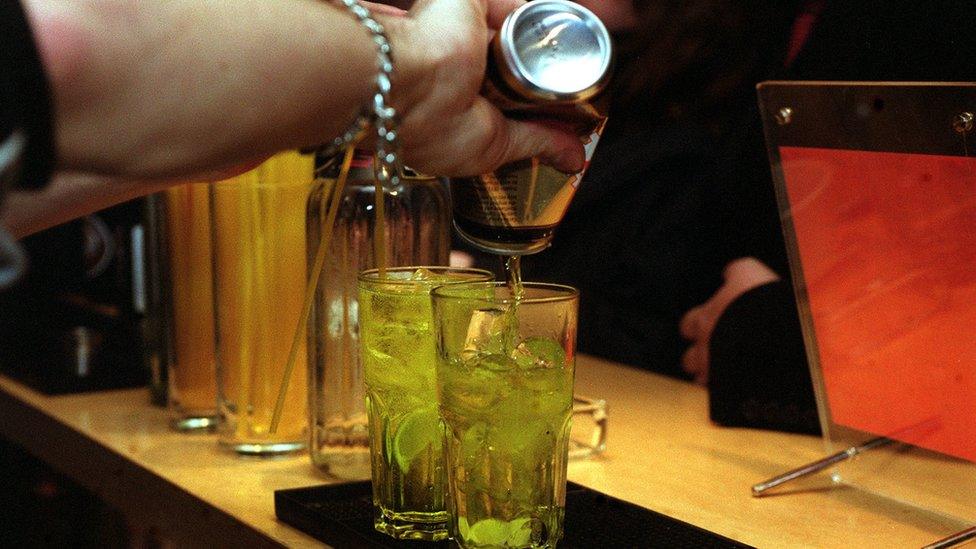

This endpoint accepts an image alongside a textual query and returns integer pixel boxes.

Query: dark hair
[607,0,800,136]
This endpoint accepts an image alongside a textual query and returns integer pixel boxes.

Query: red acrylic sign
[781,146,976,463]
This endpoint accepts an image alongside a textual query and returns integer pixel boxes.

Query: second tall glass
[212,152,313,456]
[160,183,218,431]
[357,266,492,541]
[306,152,451,478]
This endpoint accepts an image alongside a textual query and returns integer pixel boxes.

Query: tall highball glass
[358,266,492,541]
[432,282,578,549]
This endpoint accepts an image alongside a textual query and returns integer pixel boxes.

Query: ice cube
[362,347,406,389]
[492,418,553,456]
[510,337,565,370]
[462,308,517,359]
[461,421,490,459]
[410,267,437,281]
[441,364,513,415]
[480,353,517,371]
[368,293,398,320]
[460,422,490,492]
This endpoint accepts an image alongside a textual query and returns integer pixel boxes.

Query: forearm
[24,0,377,179]
[0,173,171,238]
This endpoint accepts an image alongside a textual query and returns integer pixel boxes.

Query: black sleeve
[1,0,56,191]
[707,281,821,435]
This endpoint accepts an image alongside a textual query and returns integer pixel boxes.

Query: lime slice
[479,353,516,371]
[392,407,441,474]
[463,517,532,547]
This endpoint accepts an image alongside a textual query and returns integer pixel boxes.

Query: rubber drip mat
[275,481,753,548]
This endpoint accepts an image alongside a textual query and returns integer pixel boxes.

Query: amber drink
[212,152,313,455]
[159,183,219,431]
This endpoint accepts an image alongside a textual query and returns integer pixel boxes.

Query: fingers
[389,0,581,176]
[410,0,485,27]
[407,0,520,46]
[484,0,525,28]
[681,343,709,385]
[680,305,711,384]
[402,96,584,176]
[723,257,780,288]
[500,117,585,174]
[679,305,703,340]
[361,1,408,17]
[681,257,782,387]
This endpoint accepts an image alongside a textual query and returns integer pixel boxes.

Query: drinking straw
[523,156,540,223]
[373,173,387,278]
[270,145,357,433]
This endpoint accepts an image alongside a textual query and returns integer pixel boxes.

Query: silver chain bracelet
[316,0,400,188]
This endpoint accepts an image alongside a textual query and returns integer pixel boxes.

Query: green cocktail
[358,267,492,541]
[432,282,578,549]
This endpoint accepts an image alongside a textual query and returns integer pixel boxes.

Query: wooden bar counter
[0,355,968,548]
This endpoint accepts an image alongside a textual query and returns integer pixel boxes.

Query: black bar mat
[275,481,753,548]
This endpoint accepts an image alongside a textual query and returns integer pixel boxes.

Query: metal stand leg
[751,436,893,496]
[922,526,976,549]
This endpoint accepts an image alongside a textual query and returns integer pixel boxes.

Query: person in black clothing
[525,0,976,435]
[520,0,801,379]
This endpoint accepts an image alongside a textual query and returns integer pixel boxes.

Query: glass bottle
[306,150,450,478]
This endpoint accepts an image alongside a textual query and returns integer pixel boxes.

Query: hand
[384,0,585,176]
[679,257,780,385]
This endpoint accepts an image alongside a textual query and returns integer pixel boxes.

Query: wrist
[377,14,425,132]
[308,0,401,167]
